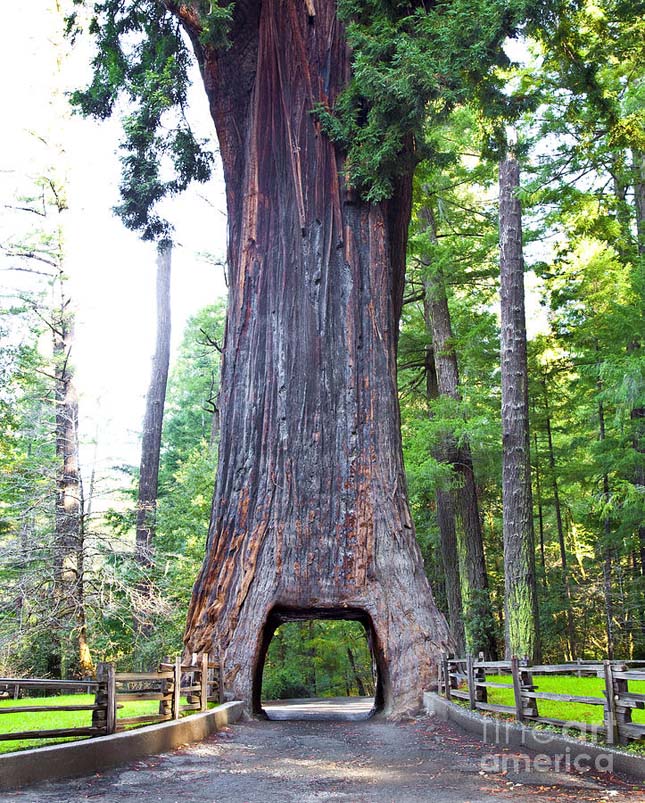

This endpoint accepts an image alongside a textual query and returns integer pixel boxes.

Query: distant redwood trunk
[135,242,172,633]
[499,153,539,662]
[174,0,450,716]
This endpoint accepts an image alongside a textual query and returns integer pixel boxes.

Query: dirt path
[2,714,643,802]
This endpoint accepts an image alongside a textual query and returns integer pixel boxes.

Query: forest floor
[1,707,644,802]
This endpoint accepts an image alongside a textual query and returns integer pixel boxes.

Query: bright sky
[1,1,228,498]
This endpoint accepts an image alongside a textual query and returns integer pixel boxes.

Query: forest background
[0,0,643,700]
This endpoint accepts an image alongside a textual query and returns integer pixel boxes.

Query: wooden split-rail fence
[0,654,224,745]
[438,654,645,745]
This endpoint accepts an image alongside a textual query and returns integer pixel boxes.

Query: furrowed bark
[499,154,539,662]
[175,0,450,717]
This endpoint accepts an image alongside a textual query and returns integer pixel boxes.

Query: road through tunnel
[253,607,386,720]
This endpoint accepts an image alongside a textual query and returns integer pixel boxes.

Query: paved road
[2,709,643,802]
[264,696,375,721]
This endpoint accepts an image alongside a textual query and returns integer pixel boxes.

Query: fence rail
[0,678,97,700]
[0,652,224,746]
[438,654,645,745]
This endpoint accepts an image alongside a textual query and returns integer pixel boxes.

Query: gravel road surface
[2,703,643,802]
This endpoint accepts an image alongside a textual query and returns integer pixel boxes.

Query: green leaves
[262,621,374,700]
[316,0,539,201]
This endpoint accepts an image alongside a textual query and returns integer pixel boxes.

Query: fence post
[441,654,451,701]
[93,662,117,735]
[511,657,524,722]
[92,664,107,735]
[107,663,117,734]
[200,653,208,712]
[466,654,476,710]
[173,656,181,720]
[520,659,538,718]
[475,652,487,704]
[613,663,631,745]
[186,653,197,707]
[603,660,618,745]
[159,655,171,718]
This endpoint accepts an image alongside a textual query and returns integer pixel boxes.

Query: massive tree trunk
[499,153,539,662]
[134,242,172,631]
[174,0,450,716]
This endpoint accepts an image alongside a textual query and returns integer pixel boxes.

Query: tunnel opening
[253,607,387,720]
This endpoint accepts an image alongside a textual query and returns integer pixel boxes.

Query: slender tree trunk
[175,0,450,717]
[498,153,539,662]
[424,342,466,655]
[16,441,34,622]
[541,377,575,658]
[610,154,634,264]
[135,242,172,632]
[346,646,367,696]
[633,150,645,257]
[419,206,496,656]
[598,396,615,659]
[307,621,317,694]
[532,430,547,582]
[75,503,92,677]
[52,274,93,677]
[627,157,645,612]
[633,398,645,579]
[542,384,565,570]
[631,549,644,656]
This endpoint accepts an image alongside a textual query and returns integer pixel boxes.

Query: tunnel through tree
[257,608,379,716]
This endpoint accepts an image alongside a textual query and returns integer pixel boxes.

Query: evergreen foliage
[67,0,228,240]
[262,621,375,700]
[315,0,541,200]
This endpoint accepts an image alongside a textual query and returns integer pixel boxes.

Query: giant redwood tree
[72,0,539,715]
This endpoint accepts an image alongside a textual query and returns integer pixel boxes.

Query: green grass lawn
[0,694,209,754]
[477,673,645,728]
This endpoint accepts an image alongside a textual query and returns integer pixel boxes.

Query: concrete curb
[424,692,645,782]
[0,701,245,791]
